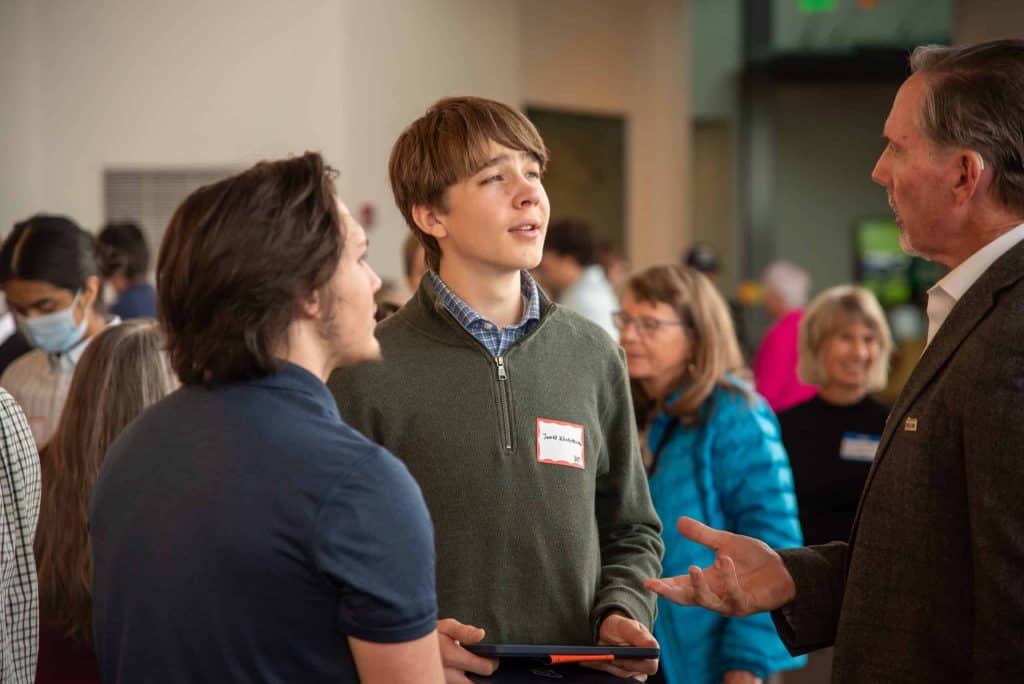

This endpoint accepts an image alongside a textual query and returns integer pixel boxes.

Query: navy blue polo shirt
[90,362,437,683]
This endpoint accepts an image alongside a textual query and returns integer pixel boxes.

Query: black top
[0,330,31,375]
[90,363,437,683]
[777,395,888,546]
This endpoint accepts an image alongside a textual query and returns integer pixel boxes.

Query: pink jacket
[753,309,816,412]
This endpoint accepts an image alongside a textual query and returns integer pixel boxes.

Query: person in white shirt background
[534,217,620,339]
[0,216,120,447]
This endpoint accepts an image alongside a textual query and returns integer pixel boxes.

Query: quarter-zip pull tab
[496,356,507,380]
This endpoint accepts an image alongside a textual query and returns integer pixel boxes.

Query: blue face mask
[17,293,89,354]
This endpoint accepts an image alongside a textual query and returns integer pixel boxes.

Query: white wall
[0,0,523,281]
[339,0,521,280]
[521,0,692,271]
[4,0,347,234]
[1,0,690,281]
[0,0,43,233]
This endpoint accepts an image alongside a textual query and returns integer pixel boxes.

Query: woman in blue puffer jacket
[614,264,805,684]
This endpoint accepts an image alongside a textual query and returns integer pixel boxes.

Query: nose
[369,264,383,294]
[871,148,890,187]
[617,320,640,346]
[514,174,543,209]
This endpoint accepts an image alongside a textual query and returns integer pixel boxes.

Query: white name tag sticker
[840,432,880,463]
[536,418,585,469]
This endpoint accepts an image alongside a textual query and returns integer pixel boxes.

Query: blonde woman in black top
[777,286,893,547]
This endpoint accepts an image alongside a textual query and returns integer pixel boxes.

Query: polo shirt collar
[250,361,338,414]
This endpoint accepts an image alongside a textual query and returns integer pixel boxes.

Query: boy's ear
[411,204,448,240]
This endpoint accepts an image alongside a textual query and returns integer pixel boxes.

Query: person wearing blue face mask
[0,215,118,447]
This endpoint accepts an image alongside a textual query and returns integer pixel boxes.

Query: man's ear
[299,289,321,320]
[411,204,448,240]
[952,150,985,206]
[81,275,101,310]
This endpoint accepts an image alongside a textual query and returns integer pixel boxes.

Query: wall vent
[103,167,237,250]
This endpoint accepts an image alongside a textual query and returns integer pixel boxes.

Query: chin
[627,367,650,381]
[336,342,383,368]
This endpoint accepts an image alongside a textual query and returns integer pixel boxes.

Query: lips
[509,222,541,233]
[887,194,900,224]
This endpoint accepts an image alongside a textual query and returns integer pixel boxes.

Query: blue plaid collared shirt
[427,270,541,357]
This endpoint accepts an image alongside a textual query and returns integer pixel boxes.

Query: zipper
[495,356,514,450]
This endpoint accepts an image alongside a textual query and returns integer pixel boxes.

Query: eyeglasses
[612,311,686,336]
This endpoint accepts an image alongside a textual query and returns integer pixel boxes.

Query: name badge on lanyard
[840,432,880,462]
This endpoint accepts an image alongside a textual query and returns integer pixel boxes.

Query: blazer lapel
[849,239,1024,547]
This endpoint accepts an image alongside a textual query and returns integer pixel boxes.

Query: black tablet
[468,664,635,683]
[463,643,659,661]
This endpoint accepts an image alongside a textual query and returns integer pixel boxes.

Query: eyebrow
[473,150,541,175]
[474,154,511,174]
[18,297,56,311]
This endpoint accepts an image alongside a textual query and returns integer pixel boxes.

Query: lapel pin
[904,417,918,432]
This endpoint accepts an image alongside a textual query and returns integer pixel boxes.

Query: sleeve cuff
[590,593,654,643]
[344,613,437,644]
[771,544,846,655]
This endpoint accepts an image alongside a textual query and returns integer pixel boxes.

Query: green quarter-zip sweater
[329,280,663,644]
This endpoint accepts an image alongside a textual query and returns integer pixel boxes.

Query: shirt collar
[248,361,338,413]
[427,269,540,329]
[48,316,122,372]
[929,222,1024,303]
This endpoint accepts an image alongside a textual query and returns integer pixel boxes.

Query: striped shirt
[427,270,540,357]
[0,388,41,684]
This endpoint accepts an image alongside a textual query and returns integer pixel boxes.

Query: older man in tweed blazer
[645,39,1024,683]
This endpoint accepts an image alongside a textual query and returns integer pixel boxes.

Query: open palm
[644,517,796,617]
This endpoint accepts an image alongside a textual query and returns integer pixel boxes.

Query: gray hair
[797,286,892,392]
[910,40,1024,214]
[762,260,810,309]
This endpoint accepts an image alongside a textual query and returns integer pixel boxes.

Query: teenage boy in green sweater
[330,97,663,682]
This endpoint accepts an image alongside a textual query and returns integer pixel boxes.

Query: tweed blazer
[772,238,1024,682]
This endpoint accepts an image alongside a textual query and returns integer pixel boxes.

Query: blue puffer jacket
[648,380,806,684]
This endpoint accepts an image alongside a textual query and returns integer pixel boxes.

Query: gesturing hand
[437,618,498,684]
[583,610,659,681]
[643,517,796,617]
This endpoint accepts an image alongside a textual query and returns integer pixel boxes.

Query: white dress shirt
[926,222,1024,346]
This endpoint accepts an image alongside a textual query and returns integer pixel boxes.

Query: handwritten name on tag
[840,432,880,462]
[536,418,585,469]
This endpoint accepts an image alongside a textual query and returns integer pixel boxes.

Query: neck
[275,320,331,382]
[84,310,107,341]
[818,383,865,406]
[438,263,524,327]
[640,376,673,402]
[939,206,1024,269]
